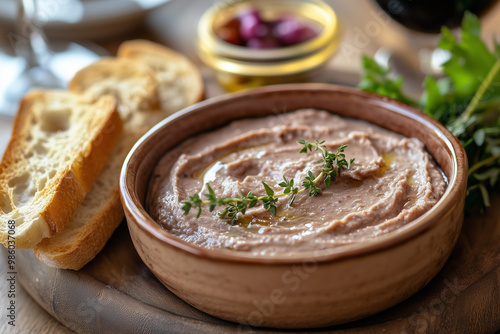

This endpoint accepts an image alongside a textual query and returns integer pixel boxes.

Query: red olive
[239,10,264,40]
[296,25,319,43]
[273,18,308,45]
[217,17,243,45]
[216,8,319,49]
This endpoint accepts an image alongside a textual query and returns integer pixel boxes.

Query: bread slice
[34,41,204,269]
[118,39,204,114]
[69,57,160,114]
[34,130,137,269]
[0,90,122,249]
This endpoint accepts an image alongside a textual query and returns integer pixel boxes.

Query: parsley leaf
[359,12,500,213]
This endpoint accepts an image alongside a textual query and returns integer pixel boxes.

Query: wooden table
[1,1,500,333]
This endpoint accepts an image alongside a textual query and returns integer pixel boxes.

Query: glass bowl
[197,0,341,91]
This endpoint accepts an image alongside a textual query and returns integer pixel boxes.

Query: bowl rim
[120,83,467,264]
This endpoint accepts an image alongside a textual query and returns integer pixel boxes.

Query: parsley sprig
[359,12,500,213]
[181,140,354,225]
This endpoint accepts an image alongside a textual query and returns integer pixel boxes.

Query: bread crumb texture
[0,90,121,248]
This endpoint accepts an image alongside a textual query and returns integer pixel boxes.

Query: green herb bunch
[359,12,500,213]
[181,140,354,225]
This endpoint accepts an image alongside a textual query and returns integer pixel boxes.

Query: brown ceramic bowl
[120,84,467,329]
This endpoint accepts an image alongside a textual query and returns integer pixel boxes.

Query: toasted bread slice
[34,130,137,269]
[118,39,204,114]
[34,41,204,269]
[0,90,122,248]
[69,57,159,113]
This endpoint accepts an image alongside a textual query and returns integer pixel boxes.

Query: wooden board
[12,194,500,333]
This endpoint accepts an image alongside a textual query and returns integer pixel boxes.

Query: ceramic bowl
[120,84,467,329]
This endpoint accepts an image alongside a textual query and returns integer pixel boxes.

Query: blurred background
[1,0,499,99]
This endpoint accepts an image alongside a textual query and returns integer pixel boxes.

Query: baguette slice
[118,39,204,114]
[69,57,159,114]
[0,91,122,248]
[34,41,204,269]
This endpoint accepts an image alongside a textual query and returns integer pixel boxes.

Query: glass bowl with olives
[197,0,341,91]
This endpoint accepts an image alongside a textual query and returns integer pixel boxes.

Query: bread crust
[33,40,204,269]
[35,189,123,269]
[0,92,122,249]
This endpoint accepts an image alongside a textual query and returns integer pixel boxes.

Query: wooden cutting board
[14,194,500,333]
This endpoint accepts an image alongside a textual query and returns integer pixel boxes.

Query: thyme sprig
[181,140,354,225]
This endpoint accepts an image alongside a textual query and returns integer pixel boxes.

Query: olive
[216,8,319,49]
